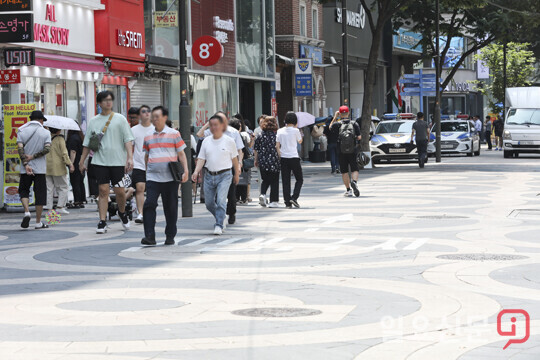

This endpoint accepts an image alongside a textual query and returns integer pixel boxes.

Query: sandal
[35,222,50,229]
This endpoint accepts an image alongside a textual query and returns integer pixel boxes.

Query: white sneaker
[135,214,143,224]
[213,226,223,235]
[267,202,280,208]
[259,194,267,207]
[57,208,69,215]
[344,190,353,197]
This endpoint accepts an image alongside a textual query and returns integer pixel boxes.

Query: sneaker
[344,190,353,197]
[336,169,341,174]
[57,208,69,215]
[213,226,223,235]
[499,148,503,151]
[96,220,107,234]
[268,202,280,208]
[351,181,360,197]
[164,237,175,246]
[228,214,236,225]
[331,170,335,174]
[290,199,300,208]
[141,236,156,246]
[35,222,49,229]
[495,147,499,151]
[259,194,267,207]
[285,203,292,209]
[21,214,31,229]
[135,214,143,224]
[119,212,130,230]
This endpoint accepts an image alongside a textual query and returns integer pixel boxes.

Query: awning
[276,53,294,65]
[36,52,105,73]
[109,59,146,74]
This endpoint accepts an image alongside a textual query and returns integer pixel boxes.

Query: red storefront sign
[0,69,21,84]
[192,36,222,67]
[94,0,145,72]
[191,0,235,74]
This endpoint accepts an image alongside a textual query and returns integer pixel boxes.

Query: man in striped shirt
[141,106,189,246]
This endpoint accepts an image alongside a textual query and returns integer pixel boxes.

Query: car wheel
[504,150,512,158]
[474,144,481,156]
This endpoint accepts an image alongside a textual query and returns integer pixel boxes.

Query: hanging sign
[4,48,34,67]
[295,58,313,97]
[192,35,222,67]
[0,12,33,42]
[0,0,32,12]
[154,11,177,27]
[0,69,21,84]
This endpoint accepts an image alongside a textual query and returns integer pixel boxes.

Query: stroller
[107,174,135,221]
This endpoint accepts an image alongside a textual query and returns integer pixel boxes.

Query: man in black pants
[411,112,430,168]
[277,112,304,208]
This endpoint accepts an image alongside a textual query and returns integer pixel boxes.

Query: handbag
[88,112,115,152]
[169,161,185,182]
[242,157,255,170]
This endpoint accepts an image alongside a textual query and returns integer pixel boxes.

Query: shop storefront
[322,0,390,118]
[1,0,105,130]
[94,0,146,117]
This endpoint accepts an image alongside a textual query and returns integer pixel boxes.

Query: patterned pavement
[0,148,539,359]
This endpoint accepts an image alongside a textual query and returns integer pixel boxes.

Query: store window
[66,81,87,126]
[237,0,265,77]
[144,0,179,59]
[299,3,306,37]
[312,7,318,39]
[265,0,275,77]
[96,85,128,117]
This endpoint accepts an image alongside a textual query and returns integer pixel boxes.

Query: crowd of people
[20,91,367,242]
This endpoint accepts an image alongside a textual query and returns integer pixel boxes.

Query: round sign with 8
[192,36,222,67]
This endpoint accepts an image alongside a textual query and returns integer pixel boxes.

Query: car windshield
[439,122,469,133]
[376,121,413,134]
[506,109,540,125]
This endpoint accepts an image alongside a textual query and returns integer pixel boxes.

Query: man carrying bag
[141,106,189,246]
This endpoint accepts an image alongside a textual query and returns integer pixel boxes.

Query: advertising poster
[3,103,36,207]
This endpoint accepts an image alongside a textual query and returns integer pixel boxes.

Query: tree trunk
[360,23,384,151]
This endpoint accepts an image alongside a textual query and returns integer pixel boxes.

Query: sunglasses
[140,109,150,114]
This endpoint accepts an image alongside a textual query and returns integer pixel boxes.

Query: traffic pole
[435,0,442,163]
[179,0,192,217]
[341,0,349,106]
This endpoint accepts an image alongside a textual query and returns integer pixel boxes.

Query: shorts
[339,152,359,173]
[131,169,146,186]
[93,165,125,186]
[19,173,47,205]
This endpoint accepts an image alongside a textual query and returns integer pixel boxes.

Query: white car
[370,120,418,163]
[427,120,481,156]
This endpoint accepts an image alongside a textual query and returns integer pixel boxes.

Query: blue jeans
[204,170,233,229]
[327,143,338,171]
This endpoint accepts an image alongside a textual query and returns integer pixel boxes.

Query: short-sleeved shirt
[131,123,155,171]
[143,126,186,183]
[475,119,482,132]
[66,133,83,168]
[412,120,429,142]
[330,120,361,144]
[494,119,504,135]
[276,126,302,159]
[198,135,238,172]
[254,130,280,172]
[16,121,51,175]
[83,112,134,167]
[203,125,244,151]
[485,120,492,132]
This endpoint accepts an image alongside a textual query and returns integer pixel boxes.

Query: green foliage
[473,43,536,113]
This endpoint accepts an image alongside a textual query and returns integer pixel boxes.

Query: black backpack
[339,122,356,154]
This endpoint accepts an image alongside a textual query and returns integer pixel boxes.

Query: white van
[503,87,540,158]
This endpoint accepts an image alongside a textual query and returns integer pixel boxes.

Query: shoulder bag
[87,112,114,152]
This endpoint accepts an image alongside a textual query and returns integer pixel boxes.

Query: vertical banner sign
[3,104,36,207]
[295,58,313,97]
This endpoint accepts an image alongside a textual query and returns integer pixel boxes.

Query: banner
[3,103,36,207]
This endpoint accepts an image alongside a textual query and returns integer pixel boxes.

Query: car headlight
[460,136,471,142]
[504,130,512,140]
[371,138,381,146]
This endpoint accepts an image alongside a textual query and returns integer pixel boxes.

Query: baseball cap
[29,110,47,121]
[339,106,349,114]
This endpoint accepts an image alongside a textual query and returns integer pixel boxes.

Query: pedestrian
[79,90,135,234]
[140,106,189,246]
[277,112,303,208]
[493,115,504,151]
[329,106,361,197]
[324,115,339,174]
[17,110,51,229]
[484,115,493,150]
[128,107,140,127]
[254,115,267,138]
[192,114,240,235]
[474,115,483,141]
[230,117,252,204]
[130,105,154,224]
[254,116,281,208]
[197,111,244,224]
[45,127,73,214]
[67,129,86,208]
[411,112,430,169]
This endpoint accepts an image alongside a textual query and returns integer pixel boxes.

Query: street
[0,148,539,360]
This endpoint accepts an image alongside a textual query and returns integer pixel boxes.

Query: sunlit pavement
[0,147,539,360]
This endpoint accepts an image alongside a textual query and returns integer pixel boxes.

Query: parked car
[370,119,418,163]
[427,120,480,156]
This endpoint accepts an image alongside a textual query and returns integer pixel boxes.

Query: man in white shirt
[196,111,244,225]
[193,115,240,235]
[276,112,303,208]
[130,105,154,223]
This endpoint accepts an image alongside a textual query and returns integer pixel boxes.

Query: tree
[474,43,536,113]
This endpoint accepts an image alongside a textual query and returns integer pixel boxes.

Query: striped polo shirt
[143,126,186,183]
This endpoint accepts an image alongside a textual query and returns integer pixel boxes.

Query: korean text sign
[295,58,313,97]
[0,13,33,42]
[3,104,36,207]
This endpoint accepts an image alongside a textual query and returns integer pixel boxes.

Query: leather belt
[206,168,231,176]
